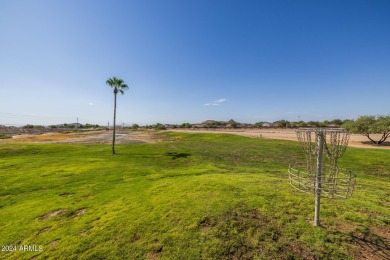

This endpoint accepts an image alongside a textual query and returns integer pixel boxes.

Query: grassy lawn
[0,132,389,259]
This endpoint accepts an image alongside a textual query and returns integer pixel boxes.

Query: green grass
[0,133,389,259]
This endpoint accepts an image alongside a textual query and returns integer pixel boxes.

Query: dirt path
[168,129,390,149]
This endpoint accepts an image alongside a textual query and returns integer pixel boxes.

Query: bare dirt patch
[59,193,73,198]
[37,227,51,235]
[73,208,87,217]
[3,131,102,143]
[169,129,390,149]
[49,240,59,247]
[1,130,165,144]
[37,209,68,220]
[147,252,160,260]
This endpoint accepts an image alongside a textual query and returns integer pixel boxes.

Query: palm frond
[120,84,129,90]
[106,77,129,94]
[106,78,114,86]
[107,77,120,87]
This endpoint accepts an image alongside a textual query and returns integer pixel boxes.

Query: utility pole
[76,117,79,131]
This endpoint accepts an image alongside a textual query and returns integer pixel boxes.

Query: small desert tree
[255,122,263,128]
[343,115,390,145]
[155,123,166,130]
[331,119,343,126]
[131,124,140,130]
[277,120,290,128]
[106,77,129,154]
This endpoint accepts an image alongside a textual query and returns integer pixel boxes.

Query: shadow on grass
[351,228,390,259]
[361,141,390,147]
[165,152,191,160]
[197,204,318,259]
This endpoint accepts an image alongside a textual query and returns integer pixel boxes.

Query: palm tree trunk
[112,92,117,154]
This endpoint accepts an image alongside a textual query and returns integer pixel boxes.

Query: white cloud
[87,102,94,106]
[203,98,227,106]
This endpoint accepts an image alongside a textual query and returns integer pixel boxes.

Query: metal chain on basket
[296,129,315,174]
[322,130,350,189]
[324,130,350,160]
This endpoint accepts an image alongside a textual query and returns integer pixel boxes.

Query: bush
[131,124,140,130]
[155,123,166,130]
[181,123,192,128]
[22,124,35,129]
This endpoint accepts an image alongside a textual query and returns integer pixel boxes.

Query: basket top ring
[295,128,349,134]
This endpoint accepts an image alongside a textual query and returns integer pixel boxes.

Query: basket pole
[314,132,324,227]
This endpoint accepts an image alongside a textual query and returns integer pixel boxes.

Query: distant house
[255,122,272,127]
[241,124,253,129]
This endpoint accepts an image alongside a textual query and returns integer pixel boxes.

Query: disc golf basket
[288,128,356,226]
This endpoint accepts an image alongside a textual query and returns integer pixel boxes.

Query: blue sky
[1,0,389,126]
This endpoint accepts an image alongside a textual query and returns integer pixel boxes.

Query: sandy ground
[168,128,390,149]
[0,130,164,144]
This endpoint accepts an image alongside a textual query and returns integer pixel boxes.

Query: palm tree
[106,77,129,154]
